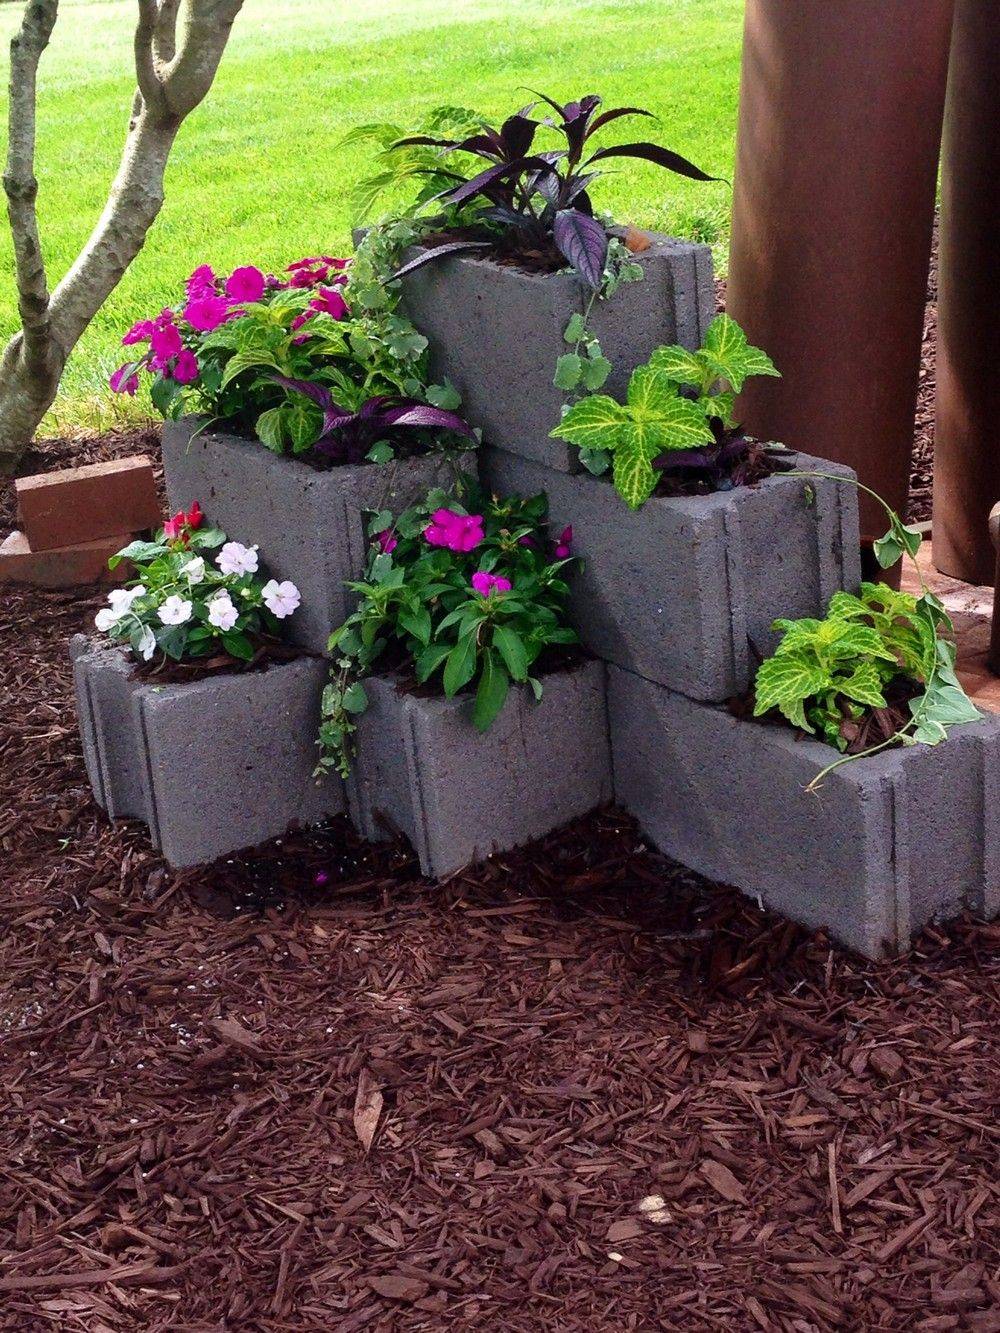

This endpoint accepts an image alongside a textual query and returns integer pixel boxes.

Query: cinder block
[70,635,344,868]
[0,530,129,588]
[161,419,478,655]
[483,448,861,701]
[398,231,714,472]
[347,661,612,878]
[16,456,160,551]
[608,665,1000,958]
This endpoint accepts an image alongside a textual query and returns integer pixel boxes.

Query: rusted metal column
[727,0,954,540]
[932,0,1000,586]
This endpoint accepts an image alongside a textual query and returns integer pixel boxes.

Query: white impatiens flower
[108,583,146,615]
[207,592,239,632]
[158,595,193,626]
[137,626,157,661]
[261,579,301,619]
[94,607,118,633]
[217,541,259,576]
[181,556,205,584]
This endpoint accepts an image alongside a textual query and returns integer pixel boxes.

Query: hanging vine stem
[784,468,971,792]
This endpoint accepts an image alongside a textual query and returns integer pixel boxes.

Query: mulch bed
[2,240,997,1329]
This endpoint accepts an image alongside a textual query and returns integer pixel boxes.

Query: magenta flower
[122,318,155,346]
[375,528,398,554]
[424,508,484,552]
[554,525,573,559]
[471,571,512,597]
[309,285,348,320]
[183,294,232,332]
[109,363,139,396]
[186,264,217,298]
[172,348,200,384]
[149,320,183,366]
[225,265,265,303]
[286,255,350,288]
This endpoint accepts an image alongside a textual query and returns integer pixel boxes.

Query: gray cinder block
[608,665,1000,958]
[347,661,612,878]
[483,448,861,702]
[162,419,478,655]
[398,231,714,472]
[71,635,343,868]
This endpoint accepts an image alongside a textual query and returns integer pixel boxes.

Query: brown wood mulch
[3,495,1000,1330]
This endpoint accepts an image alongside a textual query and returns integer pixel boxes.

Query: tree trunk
[0,0,244,478]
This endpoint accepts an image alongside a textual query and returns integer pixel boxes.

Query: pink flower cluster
[424,508,484,553]
[110,255,353,396]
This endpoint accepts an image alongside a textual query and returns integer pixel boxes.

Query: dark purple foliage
[652,420,794,492]
[273,376,474,464]
[389,92,719,289]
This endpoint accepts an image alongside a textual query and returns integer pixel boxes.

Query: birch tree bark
[0,0,244,475]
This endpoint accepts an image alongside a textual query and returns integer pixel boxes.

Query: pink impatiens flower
[109,363,139,396]
[554,525,573,559]
[471,571,512,597]
[183,294,232,332]
[225,265,265,303]
[424,509,484,553]
[172,348,200,384]
[309,285,348,320]
[186,264,217,298]
[375,528,398,554]
[286,255,350,288]
[122,318,156,346]
[149,320,183,366]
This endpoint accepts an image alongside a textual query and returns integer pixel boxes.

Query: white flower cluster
[93,539,301,660]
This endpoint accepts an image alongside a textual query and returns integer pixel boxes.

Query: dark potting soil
[416,221,651,279]
[126,634,304,685]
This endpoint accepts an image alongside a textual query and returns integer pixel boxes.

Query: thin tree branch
[134,0,164,112]
[153,0,182,65]
[3,0,58,363]
[162,0,243,117]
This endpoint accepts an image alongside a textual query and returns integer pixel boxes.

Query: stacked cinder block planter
[608,667,1000,958]
[347,661,612,878]
[71,635,343,868]
[484,448,861,699]
[397,230,714,471]
[161,419,477,654]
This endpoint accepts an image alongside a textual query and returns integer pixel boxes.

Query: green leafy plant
[754,498,980,785]
[95,503,301,667]
[318,482,579,777]
[549,314,779,507]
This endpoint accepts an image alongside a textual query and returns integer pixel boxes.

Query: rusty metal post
[932,0,1000,586]
[726,0,954,541]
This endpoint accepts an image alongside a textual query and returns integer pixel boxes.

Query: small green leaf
[563,311,587,343]
[579,446,611,475]
[753,653,830,721]
[222,630,254,660]
[341,682,369,714]
[366,440,395,464]
[414,641,452,683]
[442,635,477,697]
[425,381,461,409]
[472,650,509,731]
[553,353,583,391]
[492,625,528,681]
[581,353,612,391]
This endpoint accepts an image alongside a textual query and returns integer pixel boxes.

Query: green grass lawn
[0,0,742,432]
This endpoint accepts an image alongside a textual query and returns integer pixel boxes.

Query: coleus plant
[388,92,718,290]
[110,257,468,463]
[317,482,578,777]
[95,503,301,667]
[753,500,979,786]
[549,314,779,508]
